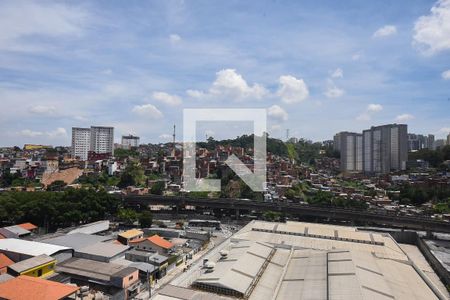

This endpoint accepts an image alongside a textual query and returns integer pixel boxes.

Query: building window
[129,275,133,280]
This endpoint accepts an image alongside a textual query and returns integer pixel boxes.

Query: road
[122,195,450,233]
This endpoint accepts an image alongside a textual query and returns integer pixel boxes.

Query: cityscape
[1,1,450,300]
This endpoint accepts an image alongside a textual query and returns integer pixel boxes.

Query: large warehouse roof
[191,221,445,300]
[42,233,110,250]
[0,238,71,257]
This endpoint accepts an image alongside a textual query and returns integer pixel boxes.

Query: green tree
[117,208,138,224]
[150,181,165,195]
[47,180,67,191]
[118,161,146,188]
[139,211,153,228]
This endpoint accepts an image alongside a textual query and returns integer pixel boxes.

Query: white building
[72,127,91,161]
[90,126,114,155]
[121,135,140,148]
[335,132,363,172]
[72,126,114,161]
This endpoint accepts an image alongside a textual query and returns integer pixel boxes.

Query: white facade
[121,135,140,148]
[90,126,114,154]
[72,127,91,161]
[72,126,114,160]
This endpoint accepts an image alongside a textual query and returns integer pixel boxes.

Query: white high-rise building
[90,126,114,155]
[336,124,407,175]
[71,126,114,161]
[335,132,363,172]
[121,135,140,148]
[362,124,407,174]
[71,127,91,161]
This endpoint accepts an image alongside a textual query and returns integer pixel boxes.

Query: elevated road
[122,195,450,233]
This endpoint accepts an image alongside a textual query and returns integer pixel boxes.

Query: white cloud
[159,134,172,140]
[330,68,343,78]
[186,69,267,101]
[268,105,288,121]
[356,104,383,121]
[324,86,344,98]
[28,105,57,115]
[438,127,450,134]
[152,91,182,106]
[186,89,205,98]
[209,69,268,101]
[169,34,181,44]
[205,130,215,137]
[277,75,309,104]
[356,113,371,122]
[132,104,163,119]
[19,127,67,138]
[270,124,282,131]
[373,25,397,38]
[19,129,43,137]
[47,127,68,138]
[413,0,450,55]
[367,103,383,112]
[352,53,362,61]
[395,113,414,122]
[0,2,88,51]
[442,70,450,79]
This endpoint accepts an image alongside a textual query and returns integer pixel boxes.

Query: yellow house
[7,254,56,278]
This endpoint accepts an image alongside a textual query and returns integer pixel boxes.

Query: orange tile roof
[18,222,38,231]
[0,275,79,300]
[147,235,173,249]
[0,253,14,269]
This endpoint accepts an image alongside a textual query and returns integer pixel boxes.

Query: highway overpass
[121,195,450,234]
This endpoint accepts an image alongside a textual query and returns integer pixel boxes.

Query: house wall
[19,261,55,278]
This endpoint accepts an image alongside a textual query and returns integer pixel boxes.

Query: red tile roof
[0,275,79,300]
[18,222,38,231]
[147,235,173,249]
[0,253,14,269]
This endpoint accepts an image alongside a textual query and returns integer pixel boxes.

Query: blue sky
[0,0,449,146]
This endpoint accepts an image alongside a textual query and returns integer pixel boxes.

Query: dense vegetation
[408,145,450,169]
[197,134,288,157]
[0,189,121,230]
[393,184,450,206]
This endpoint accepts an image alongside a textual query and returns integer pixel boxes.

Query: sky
[0,0,449,147]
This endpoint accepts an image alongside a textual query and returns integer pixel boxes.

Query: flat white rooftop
[188,220,445,300]
[0,238,72,257]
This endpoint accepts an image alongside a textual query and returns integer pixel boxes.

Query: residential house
[7,254,56,278]
[130,235,174,254]
[0,254,13,275]
[118,229,144,245]
[0,275,79,300]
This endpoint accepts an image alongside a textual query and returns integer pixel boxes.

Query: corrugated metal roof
[8,254,55,274]
[0,239,72,257]
[67,220,110,235]
[42,233,110,251]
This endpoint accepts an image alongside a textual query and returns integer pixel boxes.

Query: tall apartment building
[121,135,140,148]
[72,127,91,161]
[363,124,407,174]
[407,133,434,151]
[334,132,362,172]
[336,124,407,175]
[90,126,114,154]
[433,139,446,150]
[447,133,450,146]
[71,126,114,161]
